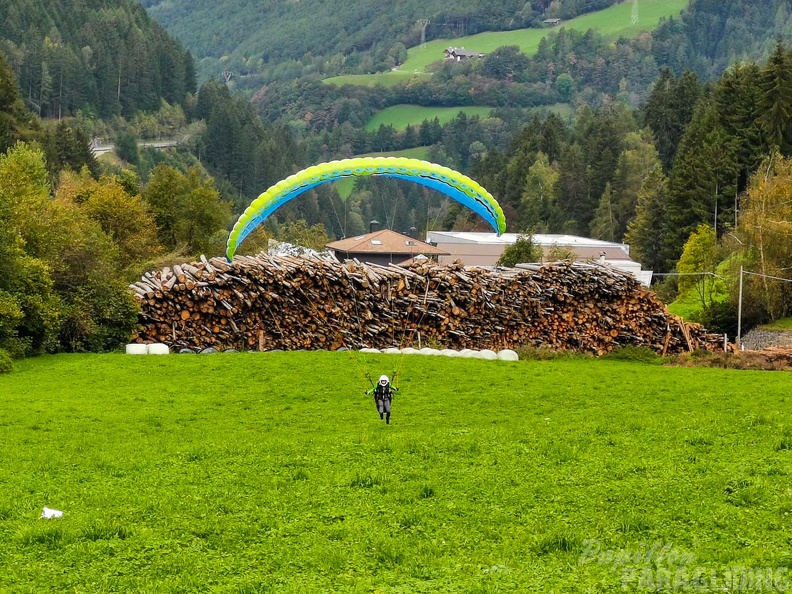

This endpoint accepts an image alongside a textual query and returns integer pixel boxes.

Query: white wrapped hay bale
[498,349,519,361]
[475,349,498,360]
[418,347,441,356]
[147,343,170,355]
[400,347,418,355]
[125,344,148,355]
[440,349,460,357]
[383,347,401,355]
[360,348,381,354]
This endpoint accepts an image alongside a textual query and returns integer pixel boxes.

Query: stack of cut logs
[129,253,728,355]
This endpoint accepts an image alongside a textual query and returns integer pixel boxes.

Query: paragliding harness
[365,372,398,424]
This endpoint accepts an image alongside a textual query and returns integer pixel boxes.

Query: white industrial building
[425,231,653,286]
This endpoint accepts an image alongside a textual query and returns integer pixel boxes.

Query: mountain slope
[0,0,195,118]
[140,0,620,79]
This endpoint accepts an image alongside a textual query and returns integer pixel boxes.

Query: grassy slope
[0,352,790,591]
[357,147,432,160]
[757,318,792,331]
[365,103,574,132]
[325,0,688,87]
[364,105,494,131]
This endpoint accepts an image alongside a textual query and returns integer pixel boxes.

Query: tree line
[0,0,195,119]
[0,56,235,363]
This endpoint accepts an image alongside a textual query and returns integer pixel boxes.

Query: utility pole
[417,19,430,47]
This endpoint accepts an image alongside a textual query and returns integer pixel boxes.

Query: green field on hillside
[0,352,790,591]
[365,105,494,131]
[325,0,688,88]
[357,146,432,160]
[400,0,689,72]
[364,103,574,132]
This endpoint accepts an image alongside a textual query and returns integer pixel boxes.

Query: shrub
[691,300,738,338]
[602,345,662,364]
[58,282,139,352]
[0,348,12,374]
[516,345,590,360]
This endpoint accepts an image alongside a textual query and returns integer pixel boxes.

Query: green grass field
[400,0,689,73]
[0,352,790,591]
[364,105,494,132]
[325,0,689,87]
[357,147,432,160]
[362,103,573,135]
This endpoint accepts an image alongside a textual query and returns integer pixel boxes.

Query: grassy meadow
[363,103,574,132]
[324,0,689,88]
[399,0,689,73]
[364,106,494,132]
[0,351,791,592]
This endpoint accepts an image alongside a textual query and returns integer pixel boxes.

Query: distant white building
[425,231,653,286]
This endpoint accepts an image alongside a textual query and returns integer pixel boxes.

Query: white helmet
[379,375,389,386]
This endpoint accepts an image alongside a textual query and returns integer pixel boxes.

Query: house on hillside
[327,229,449,267]
[542,18,562,26]
[425,231,653,285]
[444,47,486,62]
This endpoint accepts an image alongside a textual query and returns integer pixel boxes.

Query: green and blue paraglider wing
[225,157,506,261]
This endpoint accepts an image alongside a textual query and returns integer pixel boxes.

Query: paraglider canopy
[226,157,506,261]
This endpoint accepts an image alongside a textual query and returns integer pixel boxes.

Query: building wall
[436,243,505,266]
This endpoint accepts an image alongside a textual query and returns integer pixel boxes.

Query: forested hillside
[0,0,195,118]
[141,0,620,81]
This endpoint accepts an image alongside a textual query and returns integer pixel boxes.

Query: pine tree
[757,42,792,153]
[642,69,702,173]
[713,62,766,192]
[664,100,739,267]
[624,165,668,273]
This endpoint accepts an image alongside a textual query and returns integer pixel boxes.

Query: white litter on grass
[40,507,63,519]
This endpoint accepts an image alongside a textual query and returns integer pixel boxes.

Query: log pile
[130,253,728,355]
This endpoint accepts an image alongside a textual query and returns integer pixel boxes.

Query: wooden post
[737,265,743,350]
